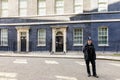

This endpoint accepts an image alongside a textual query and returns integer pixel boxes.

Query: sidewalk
[0,51,120,61]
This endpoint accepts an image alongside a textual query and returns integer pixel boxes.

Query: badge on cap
[88,36,92,40]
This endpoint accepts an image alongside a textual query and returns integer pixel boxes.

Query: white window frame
[98,27,109,46]
[1,0,8,17]
[74,0,83,13]
[55,0,64,14]
[38,29,46,46]
[98,0,108,12]
[19,0,27,16]
[38,0,46,16]
[73,28,83,46]
[0,29,8,46]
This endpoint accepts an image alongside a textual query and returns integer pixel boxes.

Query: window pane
[2,0,8,9]
[99,4,107,9]
[74,0,83,13]
[19,0,27,16]
[20,0,27,8]
[74,0,83,5]
[56,0,64,14]
[38,9,46,16]
[1,0,8,17]
[19,9,27,16]
[73,28,83,45]
[1,29,8,46]
[99,0,107,3]
[56,7,64,14]
[1,10,8,17]
[75,6,83,13]
[38,29,46,46]
[98,7,107,12]
[38,0,46,16]
[98,27,108,45]
[56,0,64,7]
[38,0,46,8]
[98,0,108,12]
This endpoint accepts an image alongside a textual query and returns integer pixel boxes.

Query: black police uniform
[83,42,98,78]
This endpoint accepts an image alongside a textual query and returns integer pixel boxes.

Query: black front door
[21,36,26,52]
[56,36,63,52]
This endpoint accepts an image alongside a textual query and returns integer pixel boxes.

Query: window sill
[37,44,46,47]
[98,44,109,47]
[73,44,83,46]
[0,45,8,47]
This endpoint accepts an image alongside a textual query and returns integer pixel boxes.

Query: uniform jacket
[82,43,96,61]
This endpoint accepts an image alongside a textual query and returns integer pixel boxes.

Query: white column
[17,31,20,52]
[52,28,56,53]
[26,30,29,52]
[63,28,67,53]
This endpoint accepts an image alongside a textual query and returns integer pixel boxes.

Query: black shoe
[93,75,99,78]
[88,74,91,77]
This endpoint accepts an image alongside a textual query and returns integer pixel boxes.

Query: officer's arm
[82,43,87,53]
[94,47,96,60]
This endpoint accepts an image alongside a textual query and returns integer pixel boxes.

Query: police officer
[83,37,99,78]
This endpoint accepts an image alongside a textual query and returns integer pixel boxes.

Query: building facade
[0,0,120,53]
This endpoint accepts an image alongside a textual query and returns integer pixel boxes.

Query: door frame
[51,26,67,53]
[16,27,30,52]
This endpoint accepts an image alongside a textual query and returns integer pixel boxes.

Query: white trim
[1,19,120,26]
[63,27,67,53]
[52,28,56,52]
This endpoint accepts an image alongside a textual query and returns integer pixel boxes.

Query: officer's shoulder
[84,43,88,48]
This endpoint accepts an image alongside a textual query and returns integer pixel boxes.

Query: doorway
[16,27,30,52]
[56,36,63,52]
[21,36,26,51]
[51,26,67,53]
[56,32,63,52]
[20,32,27,52]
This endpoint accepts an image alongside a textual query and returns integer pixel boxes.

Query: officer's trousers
[85,59,96,75]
